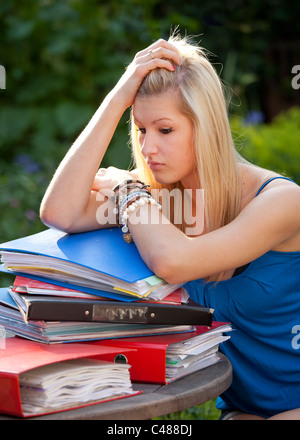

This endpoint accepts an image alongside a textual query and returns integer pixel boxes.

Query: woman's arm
[127,183,300,283]
[40,40,180,233]
[40,89,139,233]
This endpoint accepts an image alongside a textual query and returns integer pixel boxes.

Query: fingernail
[172,65,176,71]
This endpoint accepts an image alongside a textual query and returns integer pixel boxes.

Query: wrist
[111,179,161,243]
[102,89,129,119]
[107,84,132,112]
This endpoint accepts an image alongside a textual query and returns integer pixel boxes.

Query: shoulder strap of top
[255,176,295,197]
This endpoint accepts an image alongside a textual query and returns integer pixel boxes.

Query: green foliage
[155,399,220,420]
[0,0,145,171]
[232,107,300,184]
[1,0,299,172]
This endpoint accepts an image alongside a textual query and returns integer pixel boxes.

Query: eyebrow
[153,118,173,124]
[133,116,173,125]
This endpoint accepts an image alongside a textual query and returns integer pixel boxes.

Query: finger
[136,39,181,65]
[135,49,179,73]
[92,175,102,191]
[150,46,181,65]
[135,58,176,76]
[150,58,177,72]
[140,48,180,67]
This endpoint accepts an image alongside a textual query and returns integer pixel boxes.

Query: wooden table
[0,353,232,420]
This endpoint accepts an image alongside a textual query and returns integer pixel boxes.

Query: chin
[151,175,176,186]
[148,168,182,186]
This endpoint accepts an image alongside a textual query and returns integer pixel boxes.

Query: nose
[140,133,159,158]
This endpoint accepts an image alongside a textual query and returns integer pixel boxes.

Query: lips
[147,161,164,171]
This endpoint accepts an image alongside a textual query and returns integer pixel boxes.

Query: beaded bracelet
[112,179,146,197]
[120,193,161,243]
[112,179,161,243]
[111,179,149,206]
[111,179,150,217]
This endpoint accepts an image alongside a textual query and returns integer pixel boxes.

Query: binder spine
[23,296,214,326]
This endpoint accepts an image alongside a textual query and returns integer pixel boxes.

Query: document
[0,228,182,300]
[0,337,142,417]
[19,358,135,415]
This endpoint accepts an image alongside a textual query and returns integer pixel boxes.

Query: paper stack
[0,228,213,343]
[0,227,182,301]
[90,322,232,384]
[19,358,134,415]
[0,286,197,343]
[0,338,141,417]
[0,227,231,419]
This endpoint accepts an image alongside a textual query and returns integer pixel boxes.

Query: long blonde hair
[130,35,241,279]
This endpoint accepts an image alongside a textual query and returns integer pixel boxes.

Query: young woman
[40,35,300,420]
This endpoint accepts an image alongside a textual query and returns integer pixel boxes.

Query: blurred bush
[232,107,300,184]
[156,398,220,420]
[1,0,299,172]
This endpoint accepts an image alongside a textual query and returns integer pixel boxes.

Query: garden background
[0,0,299,420]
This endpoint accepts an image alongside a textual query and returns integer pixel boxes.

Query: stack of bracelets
[111,179,161,243]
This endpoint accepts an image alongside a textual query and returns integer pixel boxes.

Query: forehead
[133,91,183,123]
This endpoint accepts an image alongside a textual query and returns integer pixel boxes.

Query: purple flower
[243,111,264,126]
[25,209,37,221]
[10,198,20,208]
[14,154,41,173]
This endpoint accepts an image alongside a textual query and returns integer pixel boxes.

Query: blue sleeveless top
[184,177,300,418]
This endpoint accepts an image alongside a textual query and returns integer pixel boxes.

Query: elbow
[150,251,183,285]
[39,203,74,233]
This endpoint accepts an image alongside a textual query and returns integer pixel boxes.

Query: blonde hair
[130,35,241,280]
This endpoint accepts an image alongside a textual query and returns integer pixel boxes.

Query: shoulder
[253,178,300,213]
[238,178,300,251]
[239,163,300,215]
[241,174,300,219]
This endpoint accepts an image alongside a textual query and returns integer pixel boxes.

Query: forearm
[127,203,187,282]
[40,91,126,231]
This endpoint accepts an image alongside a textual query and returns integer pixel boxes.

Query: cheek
[175,129,194,160]
[177,144,195,166]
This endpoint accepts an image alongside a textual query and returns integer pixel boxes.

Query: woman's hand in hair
[111,39,181,109]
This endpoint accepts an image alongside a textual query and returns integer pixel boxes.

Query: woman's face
[133,92,197,189]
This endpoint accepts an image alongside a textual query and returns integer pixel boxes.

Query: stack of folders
[89,322,232,384]
[0,286,203,344]
[19,359,134,415]
[0,227,214,343]
[0,227,232,418]
[0,227,182,301]
[0,338,142,417]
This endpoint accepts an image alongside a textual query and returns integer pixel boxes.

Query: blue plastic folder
[0,228,169,302]
[0,287,17,309]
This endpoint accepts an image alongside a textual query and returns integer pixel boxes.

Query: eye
[137,127,146,134]
[160,128,173,134]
